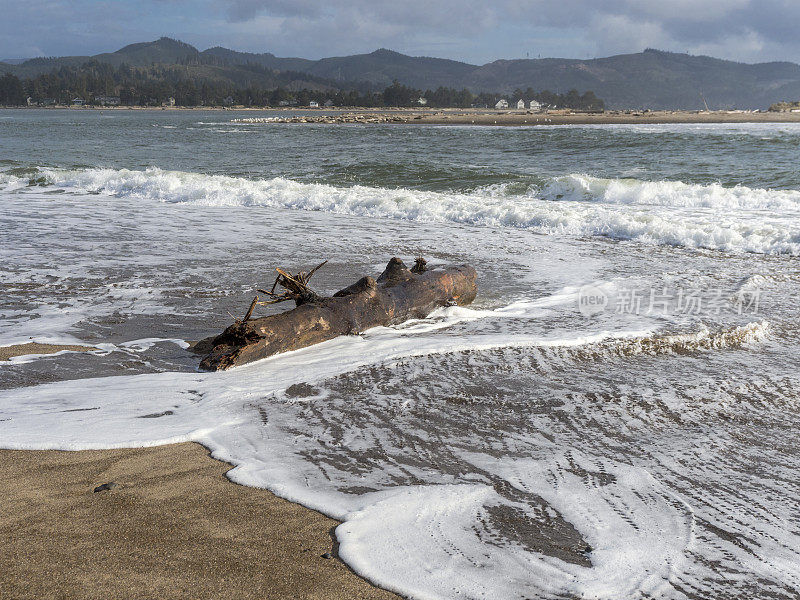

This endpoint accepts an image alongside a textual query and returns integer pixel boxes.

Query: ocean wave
[0,172,29,192]
[538,174,800,210]
[569,321,770,360]
[25,167,800,255]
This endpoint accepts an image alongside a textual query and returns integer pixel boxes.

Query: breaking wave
[17,167,800,255]
[538,174,800,210]
[566,321,770,361]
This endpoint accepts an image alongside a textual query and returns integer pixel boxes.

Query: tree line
[0,63,604,111]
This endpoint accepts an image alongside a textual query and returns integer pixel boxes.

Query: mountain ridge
[3,37,800,109]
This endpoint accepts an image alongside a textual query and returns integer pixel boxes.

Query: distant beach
[8,104,800,125]
[233,107,800,126]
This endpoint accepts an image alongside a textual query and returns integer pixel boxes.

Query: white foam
[337,453,695,600]
[27,167,800,255]
[539,174,800,210]
[0,310,790,598]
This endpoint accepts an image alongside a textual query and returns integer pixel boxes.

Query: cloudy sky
[2,0,798,64]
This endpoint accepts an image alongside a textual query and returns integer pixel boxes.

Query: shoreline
[4,105,800,125]
[0,442,398,600]
[231,109,800,126]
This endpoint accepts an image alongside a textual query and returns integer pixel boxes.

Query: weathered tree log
[199,258,477,371]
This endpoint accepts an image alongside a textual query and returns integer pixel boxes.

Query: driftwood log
[199,257,477,371]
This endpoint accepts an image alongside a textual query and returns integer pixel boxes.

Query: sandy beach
[11,105,800,126]
[0,443,399,600]
[231,108,800,126]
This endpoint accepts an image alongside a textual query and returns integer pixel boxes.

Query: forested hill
[2,38,800,109]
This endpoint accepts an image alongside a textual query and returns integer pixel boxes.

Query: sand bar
[230,108,800,126]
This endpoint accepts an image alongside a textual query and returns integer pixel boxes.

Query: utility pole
[699,92,710,112]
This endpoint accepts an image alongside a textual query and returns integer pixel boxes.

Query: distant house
[516,99,525,109]
[309,101,319,108]
[323,99,334,107]
[223,96,234,106]
[278,100,291,107]
[162,97,175,107]
[71,97,84,106]
[529,100,542,111]
[417,97,428,106]
[26,97,34,106]
[495,99,508,109]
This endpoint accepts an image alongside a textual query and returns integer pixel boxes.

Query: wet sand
[0,443,399,600]
[0,342,98,361]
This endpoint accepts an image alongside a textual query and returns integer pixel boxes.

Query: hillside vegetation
[2,38,799,109]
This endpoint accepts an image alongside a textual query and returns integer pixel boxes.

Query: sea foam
[23,167,800,255]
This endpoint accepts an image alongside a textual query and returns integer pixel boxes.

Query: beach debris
[198,257,477,370]
[93,482,120,493]
[411,257,427,273]
[321,552,333,559]
[257,260,327,307]
[238,261,327,323]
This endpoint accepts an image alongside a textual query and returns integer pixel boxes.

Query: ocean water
[1,109,799,599]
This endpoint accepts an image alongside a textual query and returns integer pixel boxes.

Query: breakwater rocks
[231,113,417,124]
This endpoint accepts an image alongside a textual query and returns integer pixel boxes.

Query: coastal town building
[71,97,84,106]
[495,99,509,109]
[417,97,428,105]
[529,100,542,110]
[516,99,525,109]
[309,101,319,107]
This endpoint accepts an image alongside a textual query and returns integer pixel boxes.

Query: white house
[516,99,525,109]
[309,101,319,108]
[71,97,84,106]
[495,99,509,109]
[529,100,542,110]
[417,97,428,106]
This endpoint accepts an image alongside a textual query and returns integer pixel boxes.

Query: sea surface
[1,109,799,599]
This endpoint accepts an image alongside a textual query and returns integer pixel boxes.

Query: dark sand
[0,443,399,600]
[0,342,97,361]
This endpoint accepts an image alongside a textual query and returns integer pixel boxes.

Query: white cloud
[2,0,800,65]
[689,29,766,62]
[591,14,670,56]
